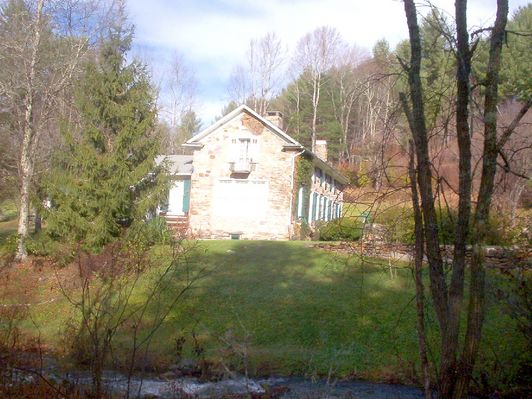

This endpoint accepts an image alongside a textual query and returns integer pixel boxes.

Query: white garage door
[212,179,268,231]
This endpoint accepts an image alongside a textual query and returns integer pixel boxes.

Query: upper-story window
[230,137,257,173]
[239,138,250,166]
[314,168,323,185]
[324,174,330,190]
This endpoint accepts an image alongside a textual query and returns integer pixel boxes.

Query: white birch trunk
[15,0,45,261]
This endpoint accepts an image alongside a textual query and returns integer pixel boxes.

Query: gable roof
[184,104,301,147]
[183,104,349,185]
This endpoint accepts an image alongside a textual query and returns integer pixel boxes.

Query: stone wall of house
[188,112,298,240]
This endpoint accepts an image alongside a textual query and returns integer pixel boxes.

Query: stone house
[157,105,348,239]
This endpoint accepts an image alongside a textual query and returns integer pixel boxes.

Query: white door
[167,180,185,215]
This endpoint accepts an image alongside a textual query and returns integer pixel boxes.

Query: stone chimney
[265,111,283,129]
[315,140,328,162]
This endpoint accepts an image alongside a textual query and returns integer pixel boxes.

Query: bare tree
[407,141,431,399]
[165,52,197,128]
[292,26,344,151]
[228,64,249,107]
[400,0,530,397]
[229,32,284,115]
[3,0,46,261]
[328,45,369,164]
[58,238,210,399]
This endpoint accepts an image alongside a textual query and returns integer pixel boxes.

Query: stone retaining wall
[310,241,531,269]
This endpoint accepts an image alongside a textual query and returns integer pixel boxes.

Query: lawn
[6,239,526,388]
[0,219,17,243]
[144,240,421,378]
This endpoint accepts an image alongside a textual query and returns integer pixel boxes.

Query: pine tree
[500,4,532,102]
[45,28,165,251]
[176,109,201,145]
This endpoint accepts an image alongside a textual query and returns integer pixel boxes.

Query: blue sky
[127,0,530,125]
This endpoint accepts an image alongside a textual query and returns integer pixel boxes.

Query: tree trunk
[408,141,432,399]
[401,0,517,397]
[402,0,448,343]
[311,73,321,152]
[34,208,41,233]
[453,2,509,397]
[16,137,33,260]
[443,0,473,395]
[15,0,45,262]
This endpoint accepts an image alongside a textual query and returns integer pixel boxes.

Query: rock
[175,358,199,376]
[160,371,176,380]
[178,358,197,368]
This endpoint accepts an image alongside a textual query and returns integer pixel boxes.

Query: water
[45,371,426,398]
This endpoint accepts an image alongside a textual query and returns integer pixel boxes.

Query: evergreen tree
[372,38,391,63]
[500,4,532,102]
[45,28,165,251]
[273,72,342,162]
[216,100,239,120]
[176,109,202,144]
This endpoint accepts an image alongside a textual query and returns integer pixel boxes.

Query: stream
[17,368,427,398]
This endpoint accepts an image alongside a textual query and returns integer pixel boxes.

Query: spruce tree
[45,28,165,251]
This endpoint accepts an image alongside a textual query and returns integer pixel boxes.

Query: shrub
[293,221,312,240]
[126,216,172,246]
[318,217,363,241]
[25,233,58,256]
[374,206,415,244]
[25,233,75,266]
[0,233,17,255]
[0,201,17,222]
[375,207,459,244]
[375,205,523,245]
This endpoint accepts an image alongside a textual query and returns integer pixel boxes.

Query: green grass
[0,200,17,222]
[342,202,371,218]
[144,241,418,376]
[0,219,17,243]
[7,240,528,386]
[0,219,17,262]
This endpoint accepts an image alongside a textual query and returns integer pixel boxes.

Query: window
[325,175,332,191]
[314,168,321,184]
[230,137,256,172]
[238,138,250,165]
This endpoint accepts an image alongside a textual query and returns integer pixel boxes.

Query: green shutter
[294,186,300,219]
[312,192,318,221]
[182,178,191,213]
[302,187,308,222]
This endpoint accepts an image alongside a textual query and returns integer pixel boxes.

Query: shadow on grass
[141,240,422,379]
[3,238,526,390]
